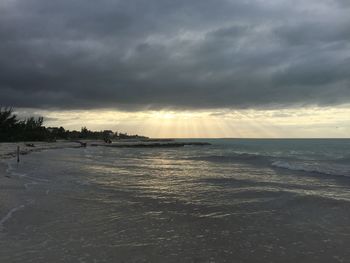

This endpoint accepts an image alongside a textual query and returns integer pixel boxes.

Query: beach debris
[103,138,112,144]
[70,141,87,147]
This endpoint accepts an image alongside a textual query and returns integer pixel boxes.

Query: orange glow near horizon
[15,105,350,138]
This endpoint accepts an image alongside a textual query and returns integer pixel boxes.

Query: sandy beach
[0,141,84,160]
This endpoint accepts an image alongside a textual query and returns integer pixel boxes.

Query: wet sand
[0,141,83,159]
[0,162,26,231]
[0,141,83,232]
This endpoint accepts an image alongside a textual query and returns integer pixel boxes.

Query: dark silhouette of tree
[0,107,18,127]
[0,107,47,141]
[80,127,89,139]
[0,107,20,141]
[0,107,148,142]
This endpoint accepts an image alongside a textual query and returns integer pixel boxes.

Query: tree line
[0,107,147,142]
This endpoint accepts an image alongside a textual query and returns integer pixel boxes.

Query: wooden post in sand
[17,146,20,163]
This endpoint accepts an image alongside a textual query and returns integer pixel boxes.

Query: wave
[189,152,350,177]
[0,205,25,231]
[5,161,27,178]
[271,160,350,177]
[188,153,269,164]
[333,155,350,164]
[5,160,49,191]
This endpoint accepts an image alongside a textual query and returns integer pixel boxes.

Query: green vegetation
[0,107,147,142]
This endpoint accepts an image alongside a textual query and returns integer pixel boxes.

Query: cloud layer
[1,0,350,110]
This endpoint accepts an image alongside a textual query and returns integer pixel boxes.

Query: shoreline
[91,141,211,148]
[0,162,26,232]
[0,139,211,160]
[0,140,85,231]
[1,139,350,262]
[0,139,210,228]
[0,140,84,160]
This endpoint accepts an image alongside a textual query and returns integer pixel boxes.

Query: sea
[1,139,350,262]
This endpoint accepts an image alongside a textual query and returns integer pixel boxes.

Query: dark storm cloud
[0,0,350,110]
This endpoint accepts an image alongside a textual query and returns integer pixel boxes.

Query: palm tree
[0,107,20,141]
[0,107,18,129]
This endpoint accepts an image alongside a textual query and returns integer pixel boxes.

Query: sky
[1,0,350,137]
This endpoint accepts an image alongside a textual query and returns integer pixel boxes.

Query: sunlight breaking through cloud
[14,105,350,138]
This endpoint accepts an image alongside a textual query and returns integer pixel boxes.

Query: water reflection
[2,141,350,262]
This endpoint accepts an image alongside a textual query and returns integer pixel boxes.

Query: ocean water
[1,139,350,262]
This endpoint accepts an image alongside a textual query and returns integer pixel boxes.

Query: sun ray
[14,105,350,138]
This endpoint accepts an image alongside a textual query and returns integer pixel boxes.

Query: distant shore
[0,139,211,160]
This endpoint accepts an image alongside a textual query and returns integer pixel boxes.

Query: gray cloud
[0,0,350,110]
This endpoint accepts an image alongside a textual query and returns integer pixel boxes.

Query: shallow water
[1,139,350,262]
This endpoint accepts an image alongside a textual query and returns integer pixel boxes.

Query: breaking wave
[189,153,350,177]
[271,160,350,177]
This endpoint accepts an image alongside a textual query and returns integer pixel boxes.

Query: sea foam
[0,205,25,231]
